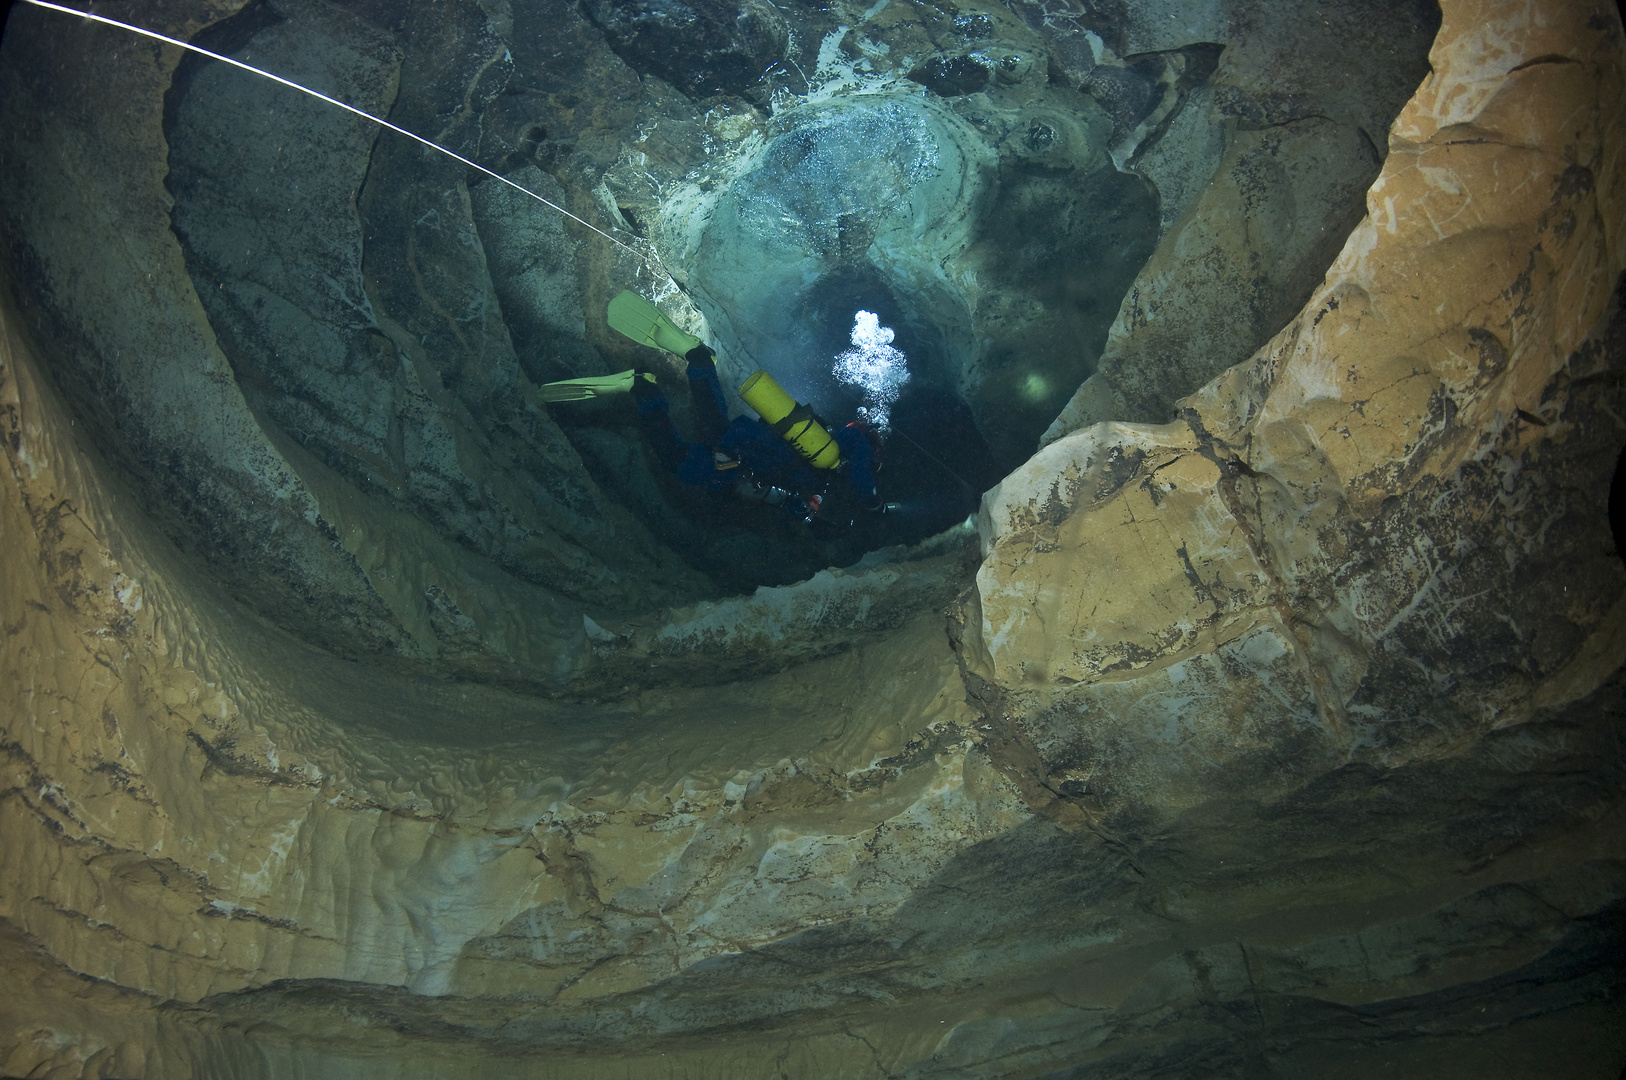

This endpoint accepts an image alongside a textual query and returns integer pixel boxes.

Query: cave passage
[9,0,1441,686]
[20,0,1624,1075]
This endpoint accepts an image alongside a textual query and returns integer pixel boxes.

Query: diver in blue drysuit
[633,345,881,524]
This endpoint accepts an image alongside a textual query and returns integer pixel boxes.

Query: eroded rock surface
[1041,0,1441,438]
[970,0,1626,812]
[2,0,1625,1077]
[1,0,1446,683]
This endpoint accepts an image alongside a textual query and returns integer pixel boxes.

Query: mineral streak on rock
[2,0,1625,1076]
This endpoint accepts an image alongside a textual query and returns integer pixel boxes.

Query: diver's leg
[685,346,728,446]
[638,382,729,494]
[634,387,688,472]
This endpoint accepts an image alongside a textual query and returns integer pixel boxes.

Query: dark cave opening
[779,267,1002,541]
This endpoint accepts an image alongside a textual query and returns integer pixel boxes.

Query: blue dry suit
[636,349,879,518]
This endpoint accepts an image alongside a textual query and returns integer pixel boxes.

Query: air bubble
[833,310,910,431]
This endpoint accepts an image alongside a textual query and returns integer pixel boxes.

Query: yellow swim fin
[537,369,654,402]
[606,291,702,356]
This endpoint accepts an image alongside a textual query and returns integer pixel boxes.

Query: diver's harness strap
[771,403,839,469]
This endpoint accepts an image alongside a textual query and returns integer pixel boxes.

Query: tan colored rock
[3,0,1626,1074]
[967,421,1275,689]
[0,300,1020,1002]
[969,0,1626,806]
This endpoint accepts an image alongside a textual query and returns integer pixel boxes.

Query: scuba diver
[540,292,882,528]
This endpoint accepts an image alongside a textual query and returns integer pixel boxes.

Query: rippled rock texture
[2,0,1625,1076]
[1,0,1441,679]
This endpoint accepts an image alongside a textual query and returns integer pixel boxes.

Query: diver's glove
[685,344,716,368]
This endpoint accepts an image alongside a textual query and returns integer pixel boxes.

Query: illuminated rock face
[2,1,1626,1078]
[973,0,1626,806]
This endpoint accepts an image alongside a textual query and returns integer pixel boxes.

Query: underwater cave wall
[1,0,1625,1077]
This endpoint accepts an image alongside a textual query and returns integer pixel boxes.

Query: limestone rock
[580,0,788,99]
[2,0,1625,1075]
[1042,0,1440,439]
[971,0,1626,814]
[1050,118,1383,432]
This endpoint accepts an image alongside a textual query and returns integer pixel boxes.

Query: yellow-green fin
[537,368,653,402]
[606,291,702,356]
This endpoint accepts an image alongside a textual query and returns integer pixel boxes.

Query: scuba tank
[738,370,841,470]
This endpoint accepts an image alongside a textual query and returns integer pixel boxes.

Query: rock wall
[1038,0,1441,436]
[2,0,1626,1078]
[970,0,1626,810]
[0,0,1446,642]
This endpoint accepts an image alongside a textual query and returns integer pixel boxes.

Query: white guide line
[20,0,662,273]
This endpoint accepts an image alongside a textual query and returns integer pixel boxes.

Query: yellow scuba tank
[738,370,841,470]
